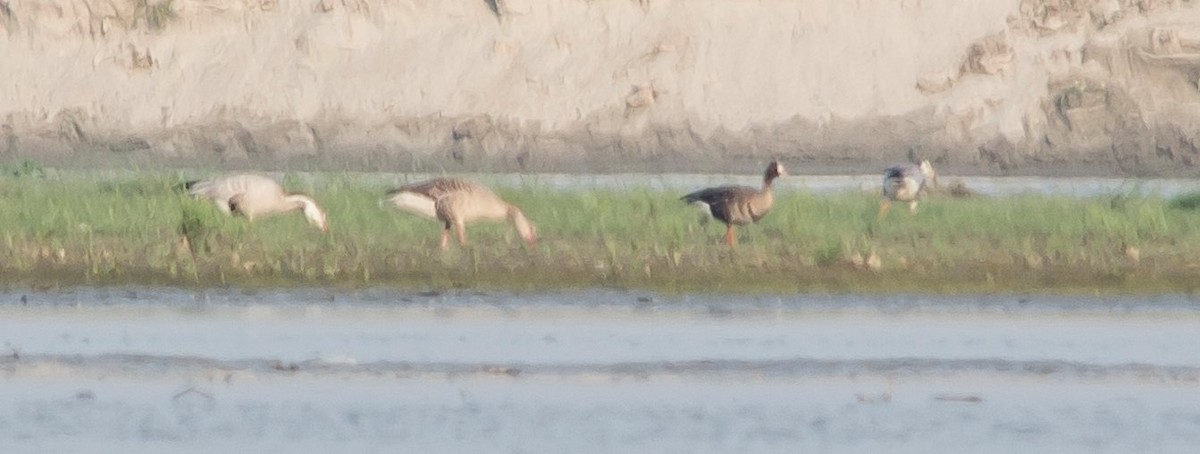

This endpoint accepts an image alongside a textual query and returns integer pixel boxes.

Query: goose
[680,160,787,247]
[386,178,537,251]
[186,174,329,232]
[879,160,938,220]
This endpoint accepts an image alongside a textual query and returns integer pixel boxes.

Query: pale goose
[879,160,938,220]
[386,178,537,250]
[186,174,329,232]
[681,160,787,247]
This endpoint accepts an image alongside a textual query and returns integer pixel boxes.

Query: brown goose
[681,160,787,246]
[186,174,329,232]
[386,178,537,250]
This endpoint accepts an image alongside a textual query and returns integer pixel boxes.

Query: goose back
[188,174,287,218]
[388,178,506,223]
[392,178,481,200]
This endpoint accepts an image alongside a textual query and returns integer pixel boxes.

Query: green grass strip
[2,173,1200,294]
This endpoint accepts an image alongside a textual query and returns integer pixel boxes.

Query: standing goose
[879,160,938,220]
[186,174,329,232]
[681,160,787,247]
[386,178,537,251]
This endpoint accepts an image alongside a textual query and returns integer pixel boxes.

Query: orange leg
[456,222,468,246]
[724,224,737,247]
[440,228,451,251]
[878,200,892,221]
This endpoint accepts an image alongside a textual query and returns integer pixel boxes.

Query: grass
[2,172,1200,294]
[134,0,176,31]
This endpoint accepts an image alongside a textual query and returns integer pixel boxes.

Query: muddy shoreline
[7,109,1200,178]
[8,142,1191,179]
[3,263,1197,295]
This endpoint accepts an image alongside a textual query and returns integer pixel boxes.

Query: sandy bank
[3,0,1200,175]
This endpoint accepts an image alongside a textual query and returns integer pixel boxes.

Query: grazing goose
[879,160,938,220]
[186,174,329,232]
[681,160,787,247]
[386,178,537,251]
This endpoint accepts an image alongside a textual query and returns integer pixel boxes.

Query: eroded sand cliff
[2,0,1200,174]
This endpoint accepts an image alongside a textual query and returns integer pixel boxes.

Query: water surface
[2,288,1199,452]
[59,169,1200,197]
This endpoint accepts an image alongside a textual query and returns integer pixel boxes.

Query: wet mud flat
[2,288,1200,452]
[6,263,1200,296]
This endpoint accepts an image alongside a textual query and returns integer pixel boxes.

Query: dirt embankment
[2,0,1200,175]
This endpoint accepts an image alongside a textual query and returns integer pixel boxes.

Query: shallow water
[479,173,1200,198]
[2,288,1200,452]
[63,169,1200,197]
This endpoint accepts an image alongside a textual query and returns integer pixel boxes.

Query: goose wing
[884,164,922,189]
[681,185,758,224]
[188,174,281,198]
[681,185,756,205]
[187,174,285,216]
[387,178,490,220]
[388,178,484,199]
[884,164,918,181]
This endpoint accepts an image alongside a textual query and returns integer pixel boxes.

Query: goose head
[508,206,537,249]
[918,160,938,189]
[764,160,787,185]
[304,203,329,233]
